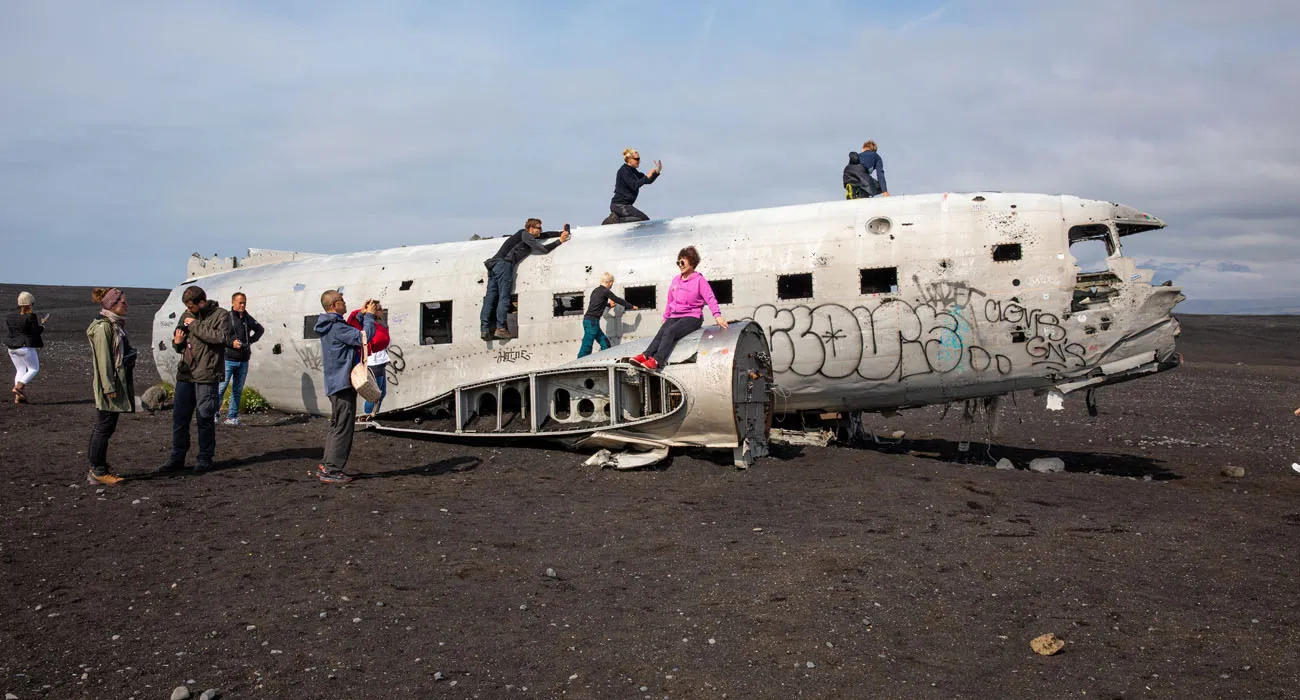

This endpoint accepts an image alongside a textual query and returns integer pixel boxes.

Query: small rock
[545,568,557,579]
[245,625,256,631]
[806,661,816,669]
[352,617,361,623]
[433,671,443,681]
[995,458,1016,471]
[1030,633,1065,656]
[319,612,327,619]
[142,384,172,412]
[170,686,191,700]
[1028,457,1065,474]
[199,691,221,700]
[7,693,19,700]
[375,601,384,607]
[890,430,906,439]
[1221,466,1246,478]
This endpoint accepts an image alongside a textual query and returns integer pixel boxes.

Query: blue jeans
[577,318,611,358]
[363,363,387,415]
[217,360,249,419]
[480,261,515,333]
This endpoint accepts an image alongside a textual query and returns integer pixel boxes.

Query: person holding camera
[313,291,376,484]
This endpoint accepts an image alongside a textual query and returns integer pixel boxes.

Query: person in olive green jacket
[160,285,231,474]
[87,287,136,486]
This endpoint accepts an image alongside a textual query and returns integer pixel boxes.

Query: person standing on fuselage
[217,292,264,426]
[160,286,231,474]
[607,148,662,223]
[480,218,572,340]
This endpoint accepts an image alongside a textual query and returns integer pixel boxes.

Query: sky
[1,0,1298,308]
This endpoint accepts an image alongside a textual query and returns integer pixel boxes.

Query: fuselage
[152,193,1182,416]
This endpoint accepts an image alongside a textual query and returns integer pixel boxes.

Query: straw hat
[17,291,35,307]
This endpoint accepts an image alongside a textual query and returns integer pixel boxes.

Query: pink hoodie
[663,272,721,320]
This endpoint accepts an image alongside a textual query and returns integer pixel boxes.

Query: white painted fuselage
[152,193,1182,417]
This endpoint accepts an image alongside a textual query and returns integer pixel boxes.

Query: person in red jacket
[347,301,392,419]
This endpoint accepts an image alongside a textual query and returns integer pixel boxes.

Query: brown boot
[87,470,124,486]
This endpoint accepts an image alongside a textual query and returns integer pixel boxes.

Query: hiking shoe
[223,417,241,426]
[317,469,354,485]
[627,354,646,367]
[193,462,212,474]
[481,330,492,341]
[493,328,512,339]
[87,470,124,486]
[641,357,659,371]
[156,459,185,473]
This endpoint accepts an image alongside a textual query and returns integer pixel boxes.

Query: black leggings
[645,316,703,366]
[88,409,120,472]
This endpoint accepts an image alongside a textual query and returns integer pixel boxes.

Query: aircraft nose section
[1112,203,1165,234]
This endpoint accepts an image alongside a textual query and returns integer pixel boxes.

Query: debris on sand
[170,686,191,700]
[1291,462,1300,475]
[770,428,833,447]
[1030,633,1065,656]
[199,690,221,700]
[1221,466,1246,478]
[1028,457,1065,473]
[995,458,1016,470]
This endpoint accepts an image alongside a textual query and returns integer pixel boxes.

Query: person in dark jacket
[842,151,878,199]
[216,292,265,426]
[314,290,377,484]
[858,140,889,197]
[6,291,45,404]
[606,148,662,223]
[86,287,135,485]
[480,218,572,340]
[160,285,231,474]
[578,272,637,358]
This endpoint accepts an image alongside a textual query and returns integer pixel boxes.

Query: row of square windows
[301,242,1027,345]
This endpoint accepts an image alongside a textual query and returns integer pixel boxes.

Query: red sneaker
[642,357,659,371]
[627,354,647,367]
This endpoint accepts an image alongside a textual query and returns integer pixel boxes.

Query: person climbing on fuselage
[578,272,638,358]
[857,140,889,197]
[842,151,876,199]
[606,148,662,224]
[480,218,572,340]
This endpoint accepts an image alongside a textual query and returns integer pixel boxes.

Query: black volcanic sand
[2,283,1300,699]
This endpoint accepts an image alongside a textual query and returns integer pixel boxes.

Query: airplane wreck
[154,192,1183,468]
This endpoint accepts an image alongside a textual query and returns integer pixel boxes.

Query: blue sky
[2,0,1298,306]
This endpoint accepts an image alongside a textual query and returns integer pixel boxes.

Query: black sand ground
[2,284,1299,699]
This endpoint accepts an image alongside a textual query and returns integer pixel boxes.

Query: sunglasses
[677,260,688,268]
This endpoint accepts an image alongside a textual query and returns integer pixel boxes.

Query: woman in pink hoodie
[629,246,729,371]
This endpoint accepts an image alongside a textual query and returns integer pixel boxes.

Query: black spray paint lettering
[497,349,532,363]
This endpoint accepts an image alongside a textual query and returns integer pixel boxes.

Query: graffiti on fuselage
[745,282,1088,381]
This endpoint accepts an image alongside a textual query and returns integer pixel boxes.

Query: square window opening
[777,273,813,300]
[859,267,899,295]
[992,243,1022,262]
[399,280,414,291]
[624,285,657,309]
[710,279,733,305]
[553,292,585,317]
[421,300,454,345]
